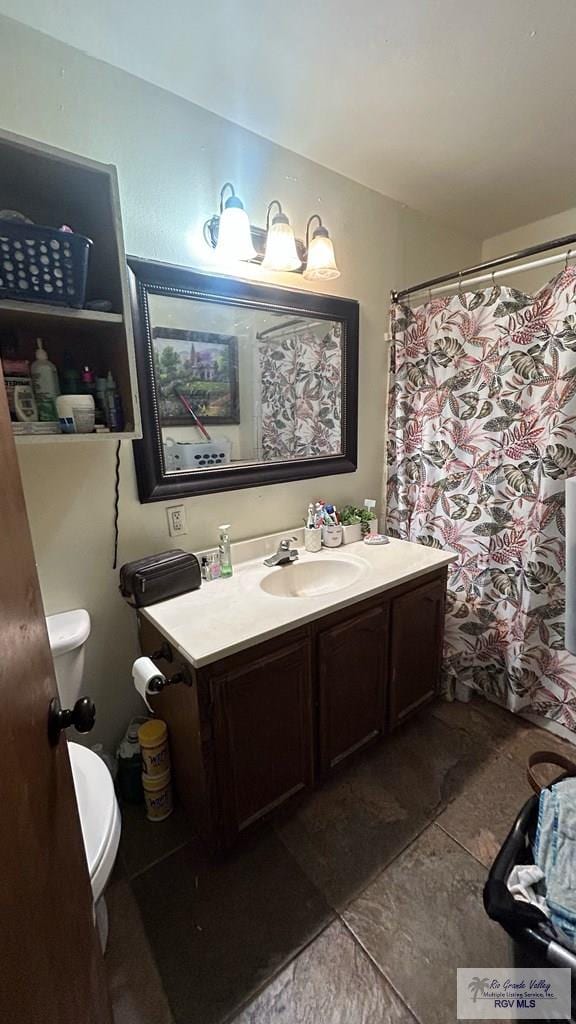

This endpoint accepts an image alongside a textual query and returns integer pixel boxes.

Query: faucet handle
[279,536,298,550]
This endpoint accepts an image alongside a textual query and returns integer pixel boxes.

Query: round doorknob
[48,696,96,745]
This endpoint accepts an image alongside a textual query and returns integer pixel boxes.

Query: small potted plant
[358,506,379,537]
[340,505,363,544]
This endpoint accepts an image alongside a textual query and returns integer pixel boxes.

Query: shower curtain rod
[256,317,328,339]
[391,231,576,303]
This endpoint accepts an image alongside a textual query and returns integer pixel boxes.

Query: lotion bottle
[31,339,60,420]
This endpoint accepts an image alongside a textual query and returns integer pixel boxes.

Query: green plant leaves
[542,444,576,479]
[524,561,562,594]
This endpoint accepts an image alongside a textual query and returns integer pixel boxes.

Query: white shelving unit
[0,128,141,443]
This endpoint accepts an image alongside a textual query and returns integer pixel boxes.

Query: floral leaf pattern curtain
[386,267,576,730]
[258,325,342,460]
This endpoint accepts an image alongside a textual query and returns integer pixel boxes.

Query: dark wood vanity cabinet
[138,567,446,850]
[318,603,388,773]
[388,576,446,728]
[210,635,314,843]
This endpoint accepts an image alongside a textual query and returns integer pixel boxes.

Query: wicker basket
[0,220,92,308]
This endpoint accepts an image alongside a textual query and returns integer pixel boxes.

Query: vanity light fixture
[262,200,301,271]
[205,182,256,263]
[203,186,339,277]
[303,215,340,281]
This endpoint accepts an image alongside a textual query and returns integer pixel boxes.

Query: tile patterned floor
[106,696,576,1024]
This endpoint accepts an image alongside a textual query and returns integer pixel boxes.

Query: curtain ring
[491,270,496,289]
[428,287,432,303]
[458,271,463,296]
[566,248,573,271]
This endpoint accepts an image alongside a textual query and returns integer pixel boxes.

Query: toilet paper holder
[147,666,187,694]
[132,654,191,711]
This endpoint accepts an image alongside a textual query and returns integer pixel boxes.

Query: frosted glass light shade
[263,220,301,271]
[215,205,256,262]
[303,232,340,280]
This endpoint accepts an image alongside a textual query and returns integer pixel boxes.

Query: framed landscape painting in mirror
[128,257,359,501]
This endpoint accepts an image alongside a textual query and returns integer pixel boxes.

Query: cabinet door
[389,577,446,728]
[212,638,313,838]
[318,604,388,773]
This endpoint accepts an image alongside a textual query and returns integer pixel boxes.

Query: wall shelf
[0,128,141,442]
[0,299,123,332]
[14,430,135,445]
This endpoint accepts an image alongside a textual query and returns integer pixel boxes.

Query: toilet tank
[46,609,91,706]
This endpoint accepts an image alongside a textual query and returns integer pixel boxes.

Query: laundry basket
[484,784,576,1021]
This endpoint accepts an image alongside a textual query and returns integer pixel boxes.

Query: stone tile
[232,920,417,1024]
[276,710,496,908]
[119,799,193,879]
[132,827,333,1024]
[437,753,533,868]
[344,824,513,1024]
[105,876,174,1024]
[431,695,526,748]
[434,695,576,781]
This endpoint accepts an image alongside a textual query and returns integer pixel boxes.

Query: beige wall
[1,16,480,750]
[482,206,576,295]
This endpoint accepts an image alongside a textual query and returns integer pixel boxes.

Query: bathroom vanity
[137,535,452,849]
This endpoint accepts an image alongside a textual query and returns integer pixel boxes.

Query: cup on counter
[56,394,95,434]
[304,527,322,552]
[322,524,343,547]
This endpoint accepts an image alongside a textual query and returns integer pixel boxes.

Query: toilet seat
[68,742,121,904]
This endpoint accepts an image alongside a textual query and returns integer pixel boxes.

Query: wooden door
[212,636,314,842]
[0,365,112,1024]
[388,575,446,728]
[318,603,388,773]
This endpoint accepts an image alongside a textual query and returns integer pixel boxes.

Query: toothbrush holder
[304,527,322,553]
[322,524,343,548]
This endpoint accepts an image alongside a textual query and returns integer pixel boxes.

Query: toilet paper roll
[132,657,165,711]
[566,478,576,654]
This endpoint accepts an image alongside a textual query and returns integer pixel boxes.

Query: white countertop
[142,535,454,669]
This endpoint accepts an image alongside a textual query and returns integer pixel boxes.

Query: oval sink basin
[260,558,366,598]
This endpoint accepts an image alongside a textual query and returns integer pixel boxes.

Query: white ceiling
[2,0,576,237]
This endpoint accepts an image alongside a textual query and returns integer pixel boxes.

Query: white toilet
[46,609,121,949]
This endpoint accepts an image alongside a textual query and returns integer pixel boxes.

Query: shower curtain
[257,324,342,460]
[386,266,576,730]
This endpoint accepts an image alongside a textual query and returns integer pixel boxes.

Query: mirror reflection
[148,293,343,474]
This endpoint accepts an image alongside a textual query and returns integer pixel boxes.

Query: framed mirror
[128,257,359,501]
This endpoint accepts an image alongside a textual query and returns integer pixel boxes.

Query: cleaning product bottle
[30,338,60,420]
[81,365,97,399]
[106,371,124,431]
[95,376,108,424]
[219,524,233,578]
[61,352,80,395]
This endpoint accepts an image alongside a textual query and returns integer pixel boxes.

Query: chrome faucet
[263,537,299,567]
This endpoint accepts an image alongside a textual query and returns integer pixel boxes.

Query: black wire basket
[0,221,92,308]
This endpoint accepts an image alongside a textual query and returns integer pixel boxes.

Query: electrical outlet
[167,504,187,537]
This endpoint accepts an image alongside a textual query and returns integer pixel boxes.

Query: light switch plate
[166,504,187,537]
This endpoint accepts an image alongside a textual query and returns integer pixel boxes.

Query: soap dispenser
[218,524,233,578]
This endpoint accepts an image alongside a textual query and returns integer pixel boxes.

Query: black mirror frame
[128,256,359,502]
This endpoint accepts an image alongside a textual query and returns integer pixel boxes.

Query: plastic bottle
[106,371,124,431]
[219,524,233,578]
[30,339,60,420]
[61,352,80,395]
[117,717,146,804]
[81,365,97,399]
[95,376,108,424]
